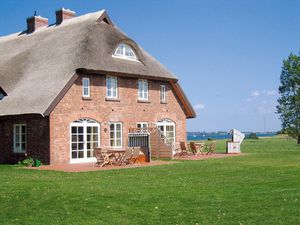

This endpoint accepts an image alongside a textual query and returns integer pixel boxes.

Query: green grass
[0,137,300,224]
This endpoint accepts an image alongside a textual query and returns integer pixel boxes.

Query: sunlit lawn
[0,136,299,224]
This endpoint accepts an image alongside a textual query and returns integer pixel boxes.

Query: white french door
[70,119,100,163]
[156,119,176,143]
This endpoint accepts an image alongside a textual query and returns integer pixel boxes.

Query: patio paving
[27,160,176,173]
[174,152,245,160]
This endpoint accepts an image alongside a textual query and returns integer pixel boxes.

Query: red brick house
[0,9,196,164]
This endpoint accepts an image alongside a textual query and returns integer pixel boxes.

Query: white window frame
[113,43,138,61]
[138,79,148,101]
[160,85,166,102]
[137,122,148,128]
[13,124,26,153]
[82,77,90,98]
[109,122,123,148]
[106,76,118,99]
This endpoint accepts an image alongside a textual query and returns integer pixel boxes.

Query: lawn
[0,137,299,225]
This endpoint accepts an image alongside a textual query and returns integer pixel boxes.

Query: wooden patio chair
[174,142,189,157]
[93,148,115,167]
[131,147,141,164]
[206,141,216,155]
[118,147,134,166]
[93,148,104,167]
[189,142,197,155]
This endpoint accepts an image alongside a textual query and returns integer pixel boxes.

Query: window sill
[82,97,92,101]
[160,101,167,104]
[106,97,120,102]
[13,151,26,154]
[137,99,151,103]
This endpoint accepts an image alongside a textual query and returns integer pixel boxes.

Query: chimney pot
[26,16,48,33]
[56,8,76,24]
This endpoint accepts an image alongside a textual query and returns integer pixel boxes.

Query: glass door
[70,119,100,163]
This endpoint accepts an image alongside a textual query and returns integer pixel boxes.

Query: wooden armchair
[206,141,216,155]
[189,142,197,155]
[174,142,189,157]
[118,147,134,166]
[93,148,115,167]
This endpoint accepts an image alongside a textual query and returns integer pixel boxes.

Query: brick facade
[0,115,50,164]
[49,73,187,164]
[0,74,187,165]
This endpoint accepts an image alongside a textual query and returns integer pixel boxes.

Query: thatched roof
[0,10,195,118]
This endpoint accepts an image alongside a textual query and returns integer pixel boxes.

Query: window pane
[116,140,121,147]
[72,135,77,142]
[78,151,84,158]
[21,143,26,150]
[78,143,84,150]
[93,127,98,133]
[21,125,26,133]
[116,131,121,139]
[72,151,77,159]
[78,127,83,133]
[72,143,77,150]
[71,127,77,133]
[78,135,84,142]
[110,139,115,147]
[87,127,92,133]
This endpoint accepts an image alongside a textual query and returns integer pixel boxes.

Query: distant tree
[246,133,259,139]
[277,53,300,144]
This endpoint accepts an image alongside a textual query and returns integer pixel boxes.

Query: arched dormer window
[113,44,138,61]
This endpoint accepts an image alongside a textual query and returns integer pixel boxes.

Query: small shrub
[21,157,34,167]
[207,138,214,141]
[247,133,259,139]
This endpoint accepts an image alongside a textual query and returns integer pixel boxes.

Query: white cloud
[267,90,276,96]
[251,90,260,97]
[193,103,205,110]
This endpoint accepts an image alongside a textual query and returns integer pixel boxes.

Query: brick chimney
[26,16,48,33]
[56,8,76,24]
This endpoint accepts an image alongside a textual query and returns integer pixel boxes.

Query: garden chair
[174,142,189,157]
[93,148,104,167]
[118,147,134,166]
[93,148,115,167]
[189,142,197,155]
[206,141,216,155]
[131,147,141,164]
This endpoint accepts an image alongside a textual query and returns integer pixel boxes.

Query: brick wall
[49,74,187,164]
[0,115,50,164]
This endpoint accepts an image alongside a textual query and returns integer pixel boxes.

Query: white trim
[82,77,90,98]
[106,76,118,99]
[109,122,123,148]
[138,79,149,101]
[70,119,100,163]
[113,43,138,61]
[13,124,26,153]
[160,85,166,102]
[112,54,140,62]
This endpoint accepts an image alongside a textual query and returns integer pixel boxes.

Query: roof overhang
[169,81,196,119]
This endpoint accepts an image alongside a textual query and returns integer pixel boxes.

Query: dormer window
[113,44,138,61]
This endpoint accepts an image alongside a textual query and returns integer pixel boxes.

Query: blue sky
[1,0,299,132]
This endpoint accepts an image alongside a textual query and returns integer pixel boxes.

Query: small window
[110,122,122,148]
[138,79,148,101]
[137,122,148,128]
[14,124,26,153]
[113,44,137,61]
[160,85,166,102]
[82,78,90,98]
[106,76,118,99]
